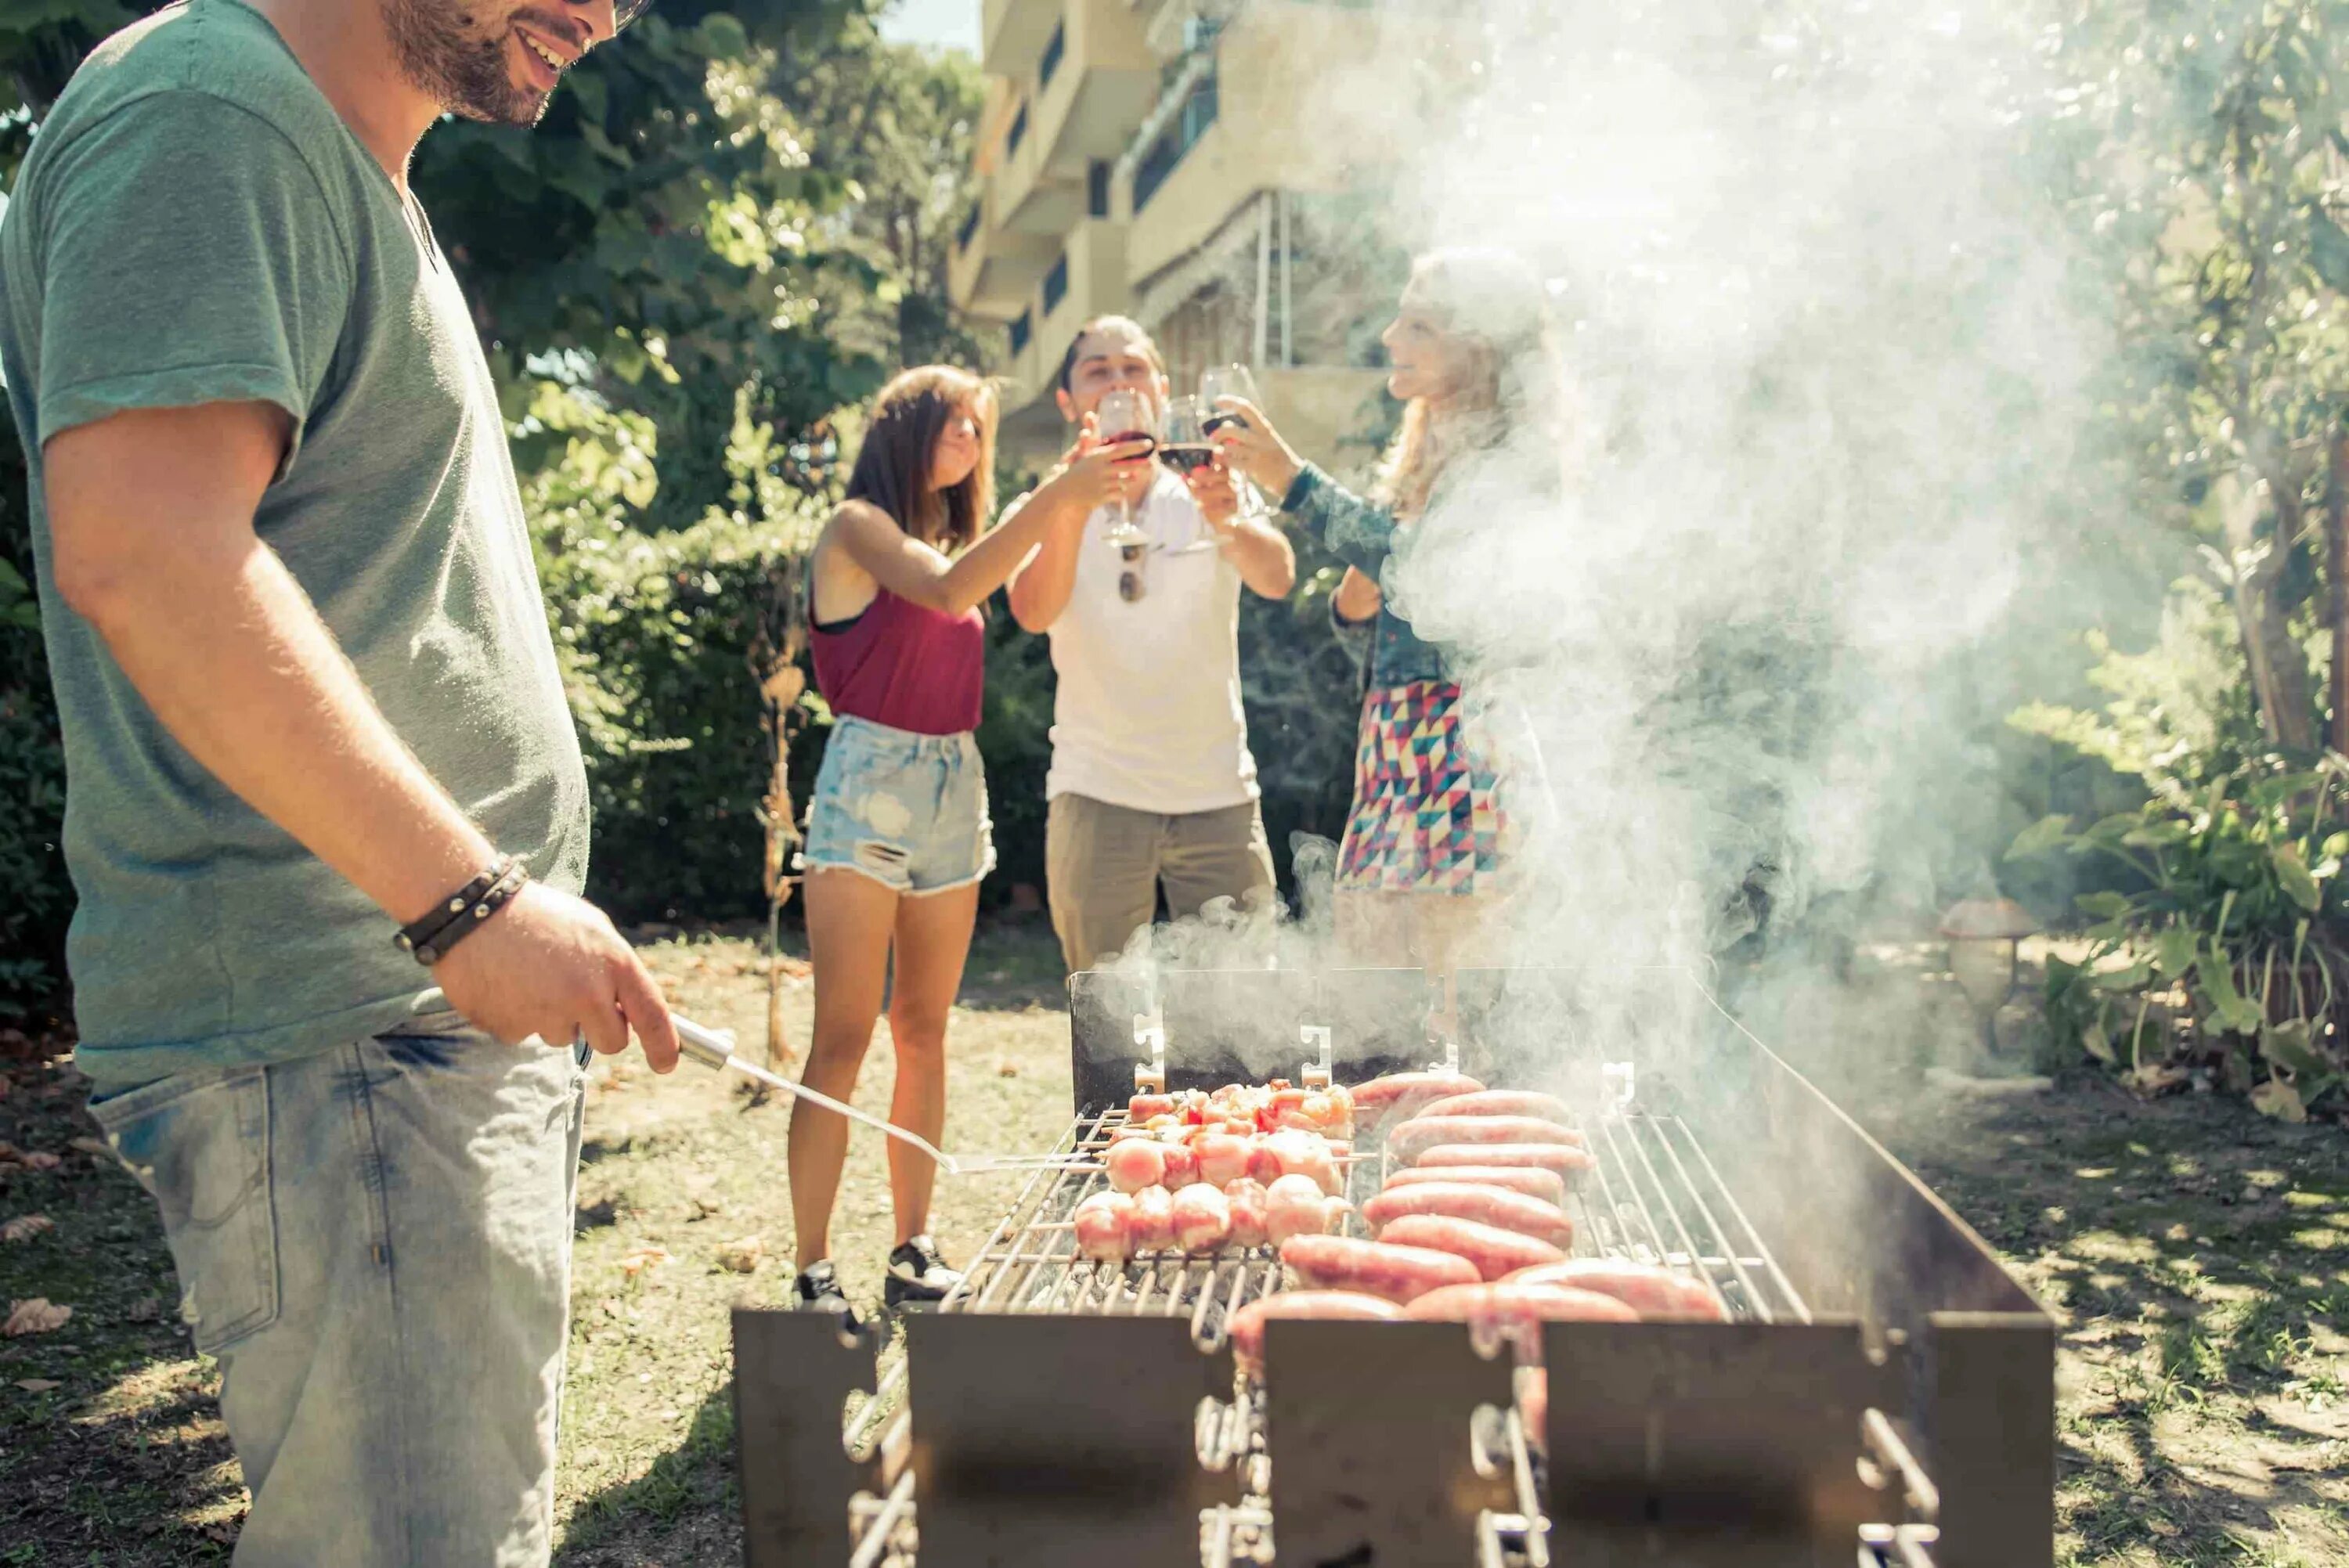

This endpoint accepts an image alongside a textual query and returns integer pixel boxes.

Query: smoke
[1113,0,2137,1095]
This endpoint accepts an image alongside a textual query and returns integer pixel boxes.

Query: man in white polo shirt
[1007,317,1297,973]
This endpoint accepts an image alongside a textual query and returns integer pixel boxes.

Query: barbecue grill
[730,966,2054,1568]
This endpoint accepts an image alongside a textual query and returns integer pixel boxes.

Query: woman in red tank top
[788,366,1152,1324]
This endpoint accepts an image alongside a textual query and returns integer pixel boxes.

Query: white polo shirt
[1039,470,1260,815]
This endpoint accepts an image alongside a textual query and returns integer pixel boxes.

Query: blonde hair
[1373,248,1553,520]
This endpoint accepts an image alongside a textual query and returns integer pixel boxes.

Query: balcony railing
[1008,100,1030,158]
[1043,252,1070,315]
[1010,309,1033,355]
[1133,71,1218,213]
[956,203,982,253]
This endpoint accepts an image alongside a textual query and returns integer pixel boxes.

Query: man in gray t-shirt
[0,0,677,1559]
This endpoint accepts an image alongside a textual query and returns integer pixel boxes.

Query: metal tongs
[672,1016,1099,1178]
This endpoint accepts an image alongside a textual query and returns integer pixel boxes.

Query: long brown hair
[1375,249,1553,520]
[845,366,998,552]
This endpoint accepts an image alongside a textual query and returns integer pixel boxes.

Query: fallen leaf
[4,1298,73,1336]
[715,1235,764,1273]
[68,1137,110,1159]
[2250,1079,2308,1123]
[13,1378,59,1393]
[998,1061,1019,1078]
[1,1215,54,1244]
[618,1245,671,1278]
[19,1152,60,1173]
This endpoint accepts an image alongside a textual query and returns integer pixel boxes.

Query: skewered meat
[1265,1173,1340,1245]
[1106,1138,1167,1193]
[1129,1093,1179,1122]
[1224,1178,1270,1249]
[1377,1214,1568,1281]
[1348,1071,1487,1131]
[1413,1089,1579,1129]
[1195,1132,1252,1188]
[1391,1116,1584,1163]
[1503,1260,1727,1321]
[1279,1234,1482,1304]
[1170,1183,1233,1252]
[1073,1191,1133,1261]
[1403,1282,1640,1358]
[1263,1128,1340,1195]
[1382,1164,1565,1205]
[1413,1142,1598,1179]
[1360,1183,1575,1250]
[1130,1185,1175,1253]
[1159,1141,1202,1188]
[1227,1290,1403,1378]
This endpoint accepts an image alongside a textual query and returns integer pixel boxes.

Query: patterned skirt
[1336,679,1506,895]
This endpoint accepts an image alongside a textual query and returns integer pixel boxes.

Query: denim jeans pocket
[90,1067,280,1354]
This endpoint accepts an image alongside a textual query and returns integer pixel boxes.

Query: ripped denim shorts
[799,715,995,895]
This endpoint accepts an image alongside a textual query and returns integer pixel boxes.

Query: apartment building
[951,0,1461,476]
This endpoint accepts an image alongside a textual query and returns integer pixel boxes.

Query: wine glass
[1199,363,1266,517]
[1094,387,1155,549]
[1157,395,1225,553]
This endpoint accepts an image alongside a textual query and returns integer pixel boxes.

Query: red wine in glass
[1158,442,1218,475]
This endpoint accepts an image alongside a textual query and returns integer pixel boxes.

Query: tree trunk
[2329,424,2349,757]
[2217,466,2318,752]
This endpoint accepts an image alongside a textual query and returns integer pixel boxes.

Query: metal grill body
[732,968,2053,1568]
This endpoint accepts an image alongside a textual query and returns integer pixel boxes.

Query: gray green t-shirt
[0,0,590,1088]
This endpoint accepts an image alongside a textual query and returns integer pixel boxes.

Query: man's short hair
[1055,315,1167,394]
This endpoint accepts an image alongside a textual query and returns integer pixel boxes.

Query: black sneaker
[792,1260,863,1333]
[883,1235,964,1310]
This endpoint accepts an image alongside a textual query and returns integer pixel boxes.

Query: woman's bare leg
[789,868,900,1271]
[883,883,981,1245]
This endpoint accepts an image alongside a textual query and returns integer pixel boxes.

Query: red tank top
[810,588,985,736]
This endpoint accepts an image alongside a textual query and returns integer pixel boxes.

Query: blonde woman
[1211,248,1554,993]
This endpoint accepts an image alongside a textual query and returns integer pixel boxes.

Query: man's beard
[381,0,547,126]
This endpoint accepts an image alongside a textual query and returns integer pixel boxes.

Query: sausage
[1503,1260,1727,1321]
[1171,1183,1233,1253]
[1383,1164,1565,1205]
[1348,1071,1487,1130]
[1129,1184,1175,1252]
[1391,1116,1585,1164]
[1073,1190,1133,1262]
[1377,1214,1568,1281]
[1265,1173,1340,1245]
[1403,1281,1640,1358]
[1226,1290,1404,1378]
[1279,1234,1482,1304]
[1360,1183,1575,1250]
[1106,1139,1167,1194]
[1223,1178,1270,1249]
[1413,1089,1579,1128]
[1413,1142,1599,1180]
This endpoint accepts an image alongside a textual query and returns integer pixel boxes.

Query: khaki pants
[1046,795,1277,974]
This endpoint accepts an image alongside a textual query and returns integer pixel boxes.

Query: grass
[2,920,2344,1566]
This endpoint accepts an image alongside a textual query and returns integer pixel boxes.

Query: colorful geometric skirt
[1335,679,1506,896]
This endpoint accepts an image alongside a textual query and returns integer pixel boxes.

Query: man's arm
[1183,463,1296,599]
[44,402,678,1069]
[1005,485,1088,633]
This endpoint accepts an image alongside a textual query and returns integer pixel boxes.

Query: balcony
[982,0,1060,78]
[996,0,1158,234]
[948,184,1063,319]
[995,217,1135,463]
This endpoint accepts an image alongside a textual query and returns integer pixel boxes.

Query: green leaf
[2004,814,2073,860]
[2074,891,2133,920]
[2091,959,2154,993]
[2270,844,2322,913]
[2122,820,2189,848]
[2198,952,2264,1036]
[2260,1019,2329,1079]
[2154,925,2198,981]
[2080,1017,2118,1065]
[2310,211,2349,294]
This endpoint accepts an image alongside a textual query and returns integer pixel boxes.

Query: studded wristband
[395,856,525,965]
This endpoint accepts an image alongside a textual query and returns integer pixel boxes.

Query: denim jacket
[1281,463,1453,689]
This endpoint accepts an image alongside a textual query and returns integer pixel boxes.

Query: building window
[1008,101,1029,158]
[956,204,981,253]
[1134,71,1218,213]
[1043,252,1070,315]
[1088,160,1112,219]
[1039,20,1065,88]
[1010,310,1032,355]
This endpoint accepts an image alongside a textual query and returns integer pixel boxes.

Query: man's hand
[1185,460,1242,534]
[1034,416,1155,517]
[431,882,680,1072]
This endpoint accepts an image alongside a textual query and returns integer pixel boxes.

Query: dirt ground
[2,921,2344,1566]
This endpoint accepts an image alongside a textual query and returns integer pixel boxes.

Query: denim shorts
[799,714,994,895]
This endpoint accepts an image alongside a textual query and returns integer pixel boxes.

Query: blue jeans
[88,1011,586,1567]
[799,714,994,894]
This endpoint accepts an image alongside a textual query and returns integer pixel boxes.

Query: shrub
[0,417,72,1016]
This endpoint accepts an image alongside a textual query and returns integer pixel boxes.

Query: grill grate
[835,1087,1942,1568]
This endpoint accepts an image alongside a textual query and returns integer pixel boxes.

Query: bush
[0,417,73,1016]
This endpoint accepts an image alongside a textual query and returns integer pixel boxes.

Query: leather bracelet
[395,856,521,964]
[407,858,529,967]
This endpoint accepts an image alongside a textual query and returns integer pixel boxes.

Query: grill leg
[1926,1311,2055,1568]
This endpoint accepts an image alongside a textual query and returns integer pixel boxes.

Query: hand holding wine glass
[1160,395,1239,535]
[1204,392,1304,503]
[1093,387,1157,548]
